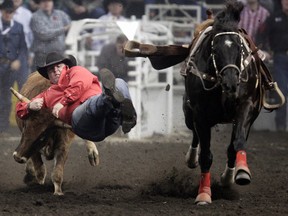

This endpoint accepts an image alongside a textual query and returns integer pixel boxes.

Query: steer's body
[13,72,99,195]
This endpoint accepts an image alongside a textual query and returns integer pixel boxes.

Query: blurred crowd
[0,0,288,136]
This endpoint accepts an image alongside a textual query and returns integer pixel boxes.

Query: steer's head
[13,109,56,163]
[11,86,72,164]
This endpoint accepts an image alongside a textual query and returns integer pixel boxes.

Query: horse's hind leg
[185,127,199,168]
[183,94,199,168]
[220,143,236,187]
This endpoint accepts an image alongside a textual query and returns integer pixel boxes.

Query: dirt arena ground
[0,126,288,216]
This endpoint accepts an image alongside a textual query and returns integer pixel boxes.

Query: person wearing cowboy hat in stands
[16,52,137,141]
[0,0,27,137]
[99,0,127,20]
[30,0,71,72]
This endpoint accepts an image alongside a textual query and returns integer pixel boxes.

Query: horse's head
[211,31,244,98]
[210,0,245,98]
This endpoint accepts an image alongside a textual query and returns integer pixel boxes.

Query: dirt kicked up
[0,126,288,215]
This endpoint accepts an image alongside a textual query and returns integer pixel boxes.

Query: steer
[12,72,99,195]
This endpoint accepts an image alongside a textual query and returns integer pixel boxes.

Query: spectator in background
[89,0,127,52]
[13,0,32,88]
[99,0,127,20]
[239,0,275,12]
[238,0,270,41]
[125,0,145,19]
[256,0,288,131]
[30,0,71,71]
[0,0,27,136]
[97,34,133,82]
[26,0,39,12]
[274,0,283,12]
[60,0,105,20]
[259,0,274,13]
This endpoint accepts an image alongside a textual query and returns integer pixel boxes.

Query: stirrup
[263,82,285,110]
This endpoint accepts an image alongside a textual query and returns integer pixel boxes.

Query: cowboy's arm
[16,94,45,119]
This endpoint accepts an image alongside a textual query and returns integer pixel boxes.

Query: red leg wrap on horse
[198,172,211,195]
[236,150,248,166]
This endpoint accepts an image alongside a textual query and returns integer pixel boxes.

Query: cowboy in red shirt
[16,52,137,141]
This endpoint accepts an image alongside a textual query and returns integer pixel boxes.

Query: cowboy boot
[100,68,136,133]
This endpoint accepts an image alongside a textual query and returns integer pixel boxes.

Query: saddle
[124,14,285,111]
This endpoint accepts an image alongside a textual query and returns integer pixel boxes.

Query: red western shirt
[16,66,102,124]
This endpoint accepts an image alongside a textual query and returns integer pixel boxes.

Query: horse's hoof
[220,165,235,187]
[235,170,251,185]
[195,192,212,205]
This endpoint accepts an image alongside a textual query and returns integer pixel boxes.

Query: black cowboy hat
[103,0,127,11]
[37,52,77,79]
[0,0,15,12]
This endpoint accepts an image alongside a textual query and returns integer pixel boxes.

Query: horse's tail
[214,0,244,27]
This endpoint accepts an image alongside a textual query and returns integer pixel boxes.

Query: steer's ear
[10,87,31,103]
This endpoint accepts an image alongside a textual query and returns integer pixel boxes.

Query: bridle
[211,32,249,84]
[187,31,253,91]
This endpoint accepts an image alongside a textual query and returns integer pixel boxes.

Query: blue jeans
[71,79,131,141]
[273,53,288,130]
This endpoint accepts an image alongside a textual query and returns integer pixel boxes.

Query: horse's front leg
[194,124,213,205]
[222,103,256,187]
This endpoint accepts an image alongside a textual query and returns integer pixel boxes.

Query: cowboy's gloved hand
[28,98,44,111]
[52,102,64,118]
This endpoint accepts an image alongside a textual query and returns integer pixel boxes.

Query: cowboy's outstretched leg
[100,68,137,134]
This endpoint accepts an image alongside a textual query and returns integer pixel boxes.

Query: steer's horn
[10,87,31,103]
[54,119,72,129]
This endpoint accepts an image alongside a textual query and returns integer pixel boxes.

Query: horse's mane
[213,0,244,33]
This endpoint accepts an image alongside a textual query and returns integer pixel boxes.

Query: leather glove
[28,98,44,111]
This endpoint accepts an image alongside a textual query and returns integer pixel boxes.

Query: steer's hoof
[53,191,64,196]
[88,152,100,166]
[195,193,212,205]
